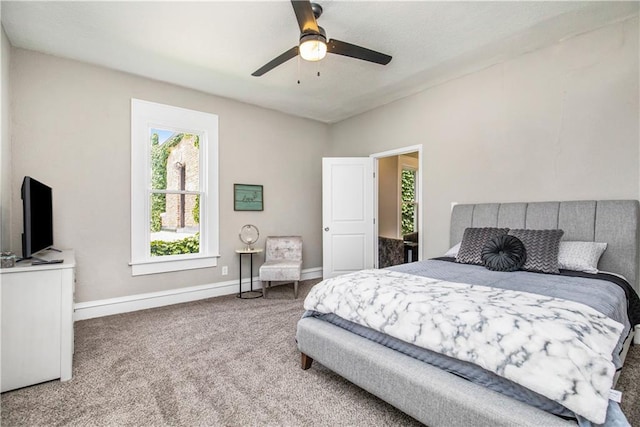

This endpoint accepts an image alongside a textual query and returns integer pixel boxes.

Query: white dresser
[1,250,75,392]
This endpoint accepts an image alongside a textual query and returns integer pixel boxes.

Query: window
[398,155,418,237]
[401,169,417,235]
[131,99,219,276]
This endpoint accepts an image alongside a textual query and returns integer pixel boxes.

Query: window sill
[130,254,220,276]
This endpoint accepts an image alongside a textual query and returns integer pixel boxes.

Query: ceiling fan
[251,0,392,77]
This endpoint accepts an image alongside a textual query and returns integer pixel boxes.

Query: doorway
[371,145,423,268]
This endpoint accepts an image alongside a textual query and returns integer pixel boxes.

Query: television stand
[46,247,62,252]
[1,250,75,392]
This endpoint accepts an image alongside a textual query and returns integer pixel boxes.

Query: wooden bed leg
[301,352,313,370]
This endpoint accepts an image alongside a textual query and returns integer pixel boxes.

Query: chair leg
[301,352,313,370]
[294,280,299,299]
[262,281,268,297]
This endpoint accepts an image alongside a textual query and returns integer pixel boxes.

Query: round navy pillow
[481,235,527,272]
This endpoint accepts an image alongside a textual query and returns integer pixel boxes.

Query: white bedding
[304,269,624,424]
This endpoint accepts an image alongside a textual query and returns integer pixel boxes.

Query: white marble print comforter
[304,269,624,424]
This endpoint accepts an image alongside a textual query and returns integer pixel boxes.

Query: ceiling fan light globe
[299,35,327,62]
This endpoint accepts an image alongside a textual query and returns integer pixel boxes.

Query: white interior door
[322,157,374,278]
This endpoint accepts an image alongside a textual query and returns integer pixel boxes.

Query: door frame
[370,145,423,267]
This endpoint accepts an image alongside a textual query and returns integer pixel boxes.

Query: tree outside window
[401,169,417,236]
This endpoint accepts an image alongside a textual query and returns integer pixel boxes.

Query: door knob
[324,227,329,232]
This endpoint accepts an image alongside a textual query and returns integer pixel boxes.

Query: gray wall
[330,17,640,258]
[9,49,329,302]
[1,25,10,251]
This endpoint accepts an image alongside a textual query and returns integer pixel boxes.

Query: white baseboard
[74,267,322,321]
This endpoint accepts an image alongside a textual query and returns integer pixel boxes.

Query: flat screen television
[21,176,54,259]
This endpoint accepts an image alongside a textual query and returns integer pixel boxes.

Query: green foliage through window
[401,169,416,235]
[193,195,200,224]
[150,233,200,256]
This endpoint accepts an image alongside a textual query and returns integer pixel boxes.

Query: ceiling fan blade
[251,46,299,77]
[328,39,392,65]
[291,0,320,35]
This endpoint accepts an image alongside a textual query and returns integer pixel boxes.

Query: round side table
[235,248,263,299]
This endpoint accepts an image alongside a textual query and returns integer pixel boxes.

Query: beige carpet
[2,279,639,426]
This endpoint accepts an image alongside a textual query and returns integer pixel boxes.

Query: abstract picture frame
[234,184,264,211]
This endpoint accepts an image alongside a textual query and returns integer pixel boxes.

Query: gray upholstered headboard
[450,200,640,293]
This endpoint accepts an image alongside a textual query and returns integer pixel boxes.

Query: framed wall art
[234,184,263,211]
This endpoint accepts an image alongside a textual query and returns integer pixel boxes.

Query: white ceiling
[2,1,638,123]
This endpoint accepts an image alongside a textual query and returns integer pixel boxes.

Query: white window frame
[131,99,219,276]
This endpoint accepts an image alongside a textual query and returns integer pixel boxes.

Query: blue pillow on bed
[481,235,527,272]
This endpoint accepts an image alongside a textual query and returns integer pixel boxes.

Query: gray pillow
[508,229,564,274]
[558,241,607,273]
[456,227,509,265]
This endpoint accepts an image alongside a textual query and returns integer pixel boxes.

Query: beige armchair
[259,236,303,298]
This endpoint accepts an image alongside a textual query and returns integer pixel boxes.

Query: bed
[297,200,640,427]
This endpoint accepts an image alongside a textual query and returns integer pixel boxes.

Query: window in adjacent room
[131,99,219,276]
[400,163,418,236]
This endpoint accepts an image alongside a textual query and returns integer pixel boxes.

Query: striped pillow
[508,229,564,274]
[456,227,509,265]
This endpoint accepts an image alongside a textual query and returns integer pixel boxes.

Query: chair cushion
[259,260,302,281]
[266,236,302,261]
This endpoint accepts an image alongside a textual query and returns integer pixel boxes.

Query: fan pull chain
[297,55,301,84]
